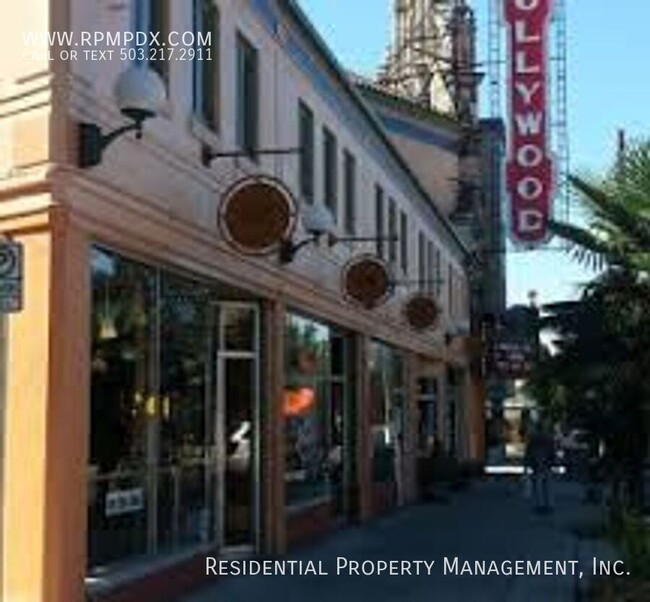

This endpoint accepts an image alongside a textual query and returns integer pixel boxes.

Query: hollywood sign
[505,0,554,245]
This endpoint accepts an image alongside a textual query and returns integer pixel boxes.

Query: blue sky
[299,1,650,306]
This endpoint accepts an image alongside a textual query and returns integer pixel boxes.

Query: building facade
[0,1,478,601]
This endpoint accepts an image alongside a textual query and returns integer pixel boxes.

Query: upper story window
[135,1,169,84]
[343,150,356,234]
[298,101,315,204]
[375,185,385,258]
[322,126,338,218]
[388,198,397,265]
[448,264,454,317]
[236,32,259,159]
[193,0,219,131]
[418,231,425,290]
[435,247,442,296]
[426,240,434,294]
[400,211,408,274]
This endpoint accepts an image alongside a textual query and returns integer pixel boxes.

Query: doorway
[215,303,260,550]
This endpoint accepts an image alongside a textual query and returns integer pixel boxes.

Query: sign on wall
[504,0,554,245]
[0,241,23,313]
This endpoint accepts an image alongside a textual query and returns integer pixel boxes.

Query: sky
[298,1,650,306]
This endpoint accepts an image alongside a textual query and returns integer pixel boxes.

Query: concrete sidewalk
[183,479,615,602]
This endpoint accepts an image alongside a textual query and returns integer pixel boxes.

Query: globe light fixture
[78,65,166,168]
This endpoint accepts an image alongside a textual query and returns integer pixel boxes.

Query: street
[184,478,614,602]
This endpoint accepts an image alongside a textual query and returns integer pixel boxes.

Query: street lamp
[279,203,336,263]
[78,65,167,168]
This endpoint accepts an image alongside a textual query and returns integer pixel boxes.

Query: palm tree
[549,138,650,273]
[542,138,650,509]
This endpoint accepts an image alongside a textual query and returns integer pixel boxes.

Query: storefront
[88,247,261,574]
[368,340,406,513]
[284,312,356,545]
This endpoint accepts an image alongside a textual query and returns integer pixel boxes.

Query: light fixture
[279,203,335,263]
[78,65,166,168]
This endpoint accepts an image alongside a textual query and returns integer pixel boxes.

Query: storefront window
[89,249,251,571]
[368,341,404,483]
[88,248,156,568]
[157,275,215,550]
[284,314,350,508]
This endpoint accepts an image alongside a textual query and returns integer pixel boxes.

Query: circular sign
[403,293,440,331]
[341,255,393,310]
[218,176,297,255]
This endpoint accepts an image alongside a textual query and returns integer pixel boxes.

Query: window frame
[399,210,408,274]
[375,185,385,258]
[343,150,357,235]
[236,32,259,160]
[298,100,315,204]
[322,126,338,218]
[192,0,220,131]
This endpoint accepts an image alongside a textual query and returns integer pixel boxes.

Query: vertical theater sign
[505,0,554,245]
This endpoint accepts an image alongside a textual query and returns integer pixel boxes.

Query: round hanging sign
[341,255,393,310]
[403,293,440,331]
[218,176,297,255]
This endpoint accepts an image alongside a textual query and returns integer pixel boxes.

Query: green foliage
[609,506,650,579]
[530,138,650,510]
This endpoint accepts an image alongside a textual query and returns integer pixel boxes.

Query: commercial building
[0,1,480,601]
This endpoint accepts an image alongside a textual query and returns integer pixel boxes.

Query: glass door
[215,303,260,549]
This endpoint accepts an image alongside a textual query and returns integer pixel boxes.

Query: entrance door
[215,303,260,549]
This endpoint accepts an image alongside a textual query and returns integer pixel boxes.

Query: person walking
[524,422,556,513]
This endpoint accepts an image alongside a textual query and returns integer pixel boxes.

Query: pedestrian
[524,421,556,513]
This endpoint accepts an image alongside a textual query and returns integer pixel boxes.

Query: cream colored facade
[0,2,480,601]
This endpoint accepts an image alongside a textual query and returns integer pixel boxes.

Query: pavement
[182,478,616,602]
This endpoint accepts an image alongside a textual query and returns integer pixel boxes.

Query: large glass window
[284,314,350,509]
[88,249,158,568]
[157,275,214,551]
[88,249,259,572]
[368,341,404,484]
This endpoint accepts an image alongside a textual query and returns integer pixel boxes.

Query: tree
[535,139,650,509]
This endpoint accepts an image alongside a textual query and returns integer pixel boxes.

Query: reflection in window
[284,315,330,506]
[368,341,404,483]
[88,249,219,571]
[88,248,156,568]
[284,315,350,509]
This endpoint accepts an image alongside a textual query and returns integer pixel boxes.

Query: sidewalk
[183,479,614,602]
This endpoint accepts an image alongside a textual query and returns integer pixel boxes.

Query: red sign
[505,0,554,244]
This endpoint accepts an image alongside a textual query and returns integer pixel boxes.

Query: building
[0,1,479,601]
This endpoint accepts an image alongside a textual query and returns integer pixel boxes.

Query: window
[418,232,426,290]
[368,341,404,484]
[343,150,356,234]
[388,198,397,265]
[400,211,408,273]
[435,248,442,296]
[298,101,315,203]
[323,127,338,217]
[375,185,385,258]
[284,315,351,507]
[193,0,219,130]
[427,240,434,294]
[236,33,259,159]
[448,264,454,316]
[136,1,169,83]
